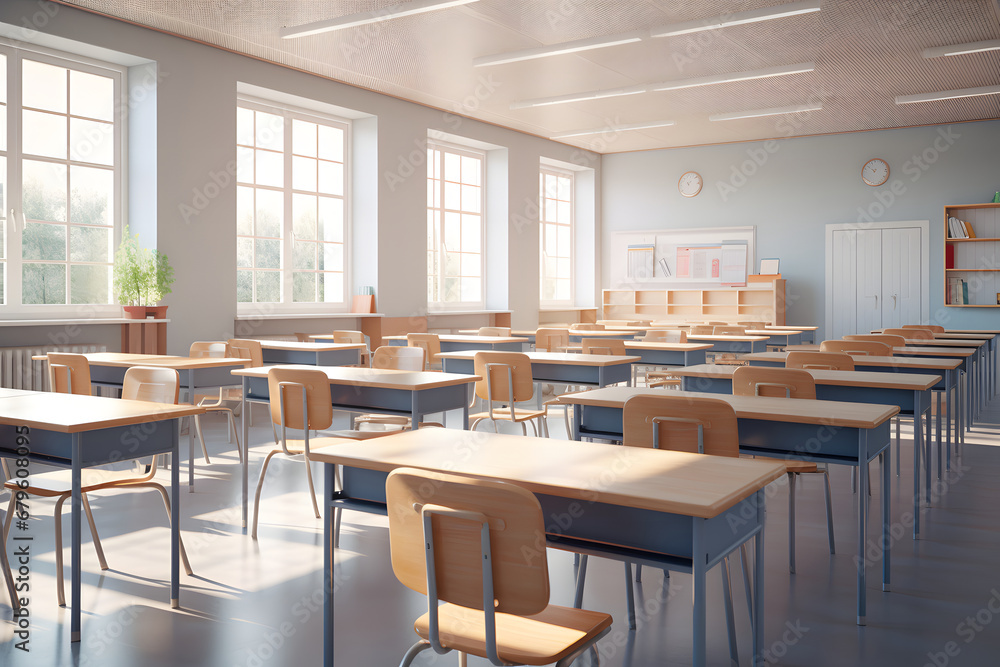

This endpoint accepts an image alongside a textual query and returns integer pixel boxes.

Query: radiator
[0,344,108,390]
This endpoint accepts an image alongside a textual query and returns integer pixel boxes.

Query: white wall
[0,0,600,352]
[602,120,1000,333]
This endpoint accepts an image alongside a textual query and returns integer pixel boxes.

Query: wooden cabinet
[602,280,785,324]
[944,203,1000,307]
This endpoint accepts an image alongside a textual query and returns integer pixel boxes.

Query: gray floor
[3,396,1000,667]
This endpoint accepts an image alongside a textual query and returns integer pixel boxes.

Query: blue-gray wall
[602,119,1000,333]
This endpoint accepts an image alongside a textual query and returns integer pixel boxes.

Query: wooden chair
[738,321,767,330]
[469,351,548,436]
[884,327,934,341]
[228,338,265,431]
[713,325,746,335]
[477,326,511,337]
[534,328,569,352]
[386,468,612,667]
[580,338,625,355]
[570,323,605,331]
[252,367,358,539]
[331,330,370,365]
[903,324,944,333]
[46,352,93,394]
[353,347,427,431]
[786,351,855,370]
[731,366,835,573]
[642,329,687,343]
[406,333,442,371]
[293,332,312,342]
[844,333,906,348]
[820,340,891,357]
[2,366,194,605]
[190,341,240,464]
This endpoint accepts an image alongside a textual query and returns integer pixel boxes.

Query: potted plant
[114,224,175,319]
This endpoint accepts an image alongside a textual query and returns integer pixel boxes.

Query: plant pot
[123,306,150,319]
[149,305,168,319]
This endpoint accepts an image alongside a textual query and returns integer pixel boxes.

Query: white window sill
[234,312,384,321]
[0,318,169,326]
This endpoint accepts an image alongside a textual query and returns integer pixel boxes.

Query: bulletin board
[610,226,756,288]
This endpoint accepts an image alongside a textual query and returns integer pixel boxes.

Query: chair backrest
[477,327,511,337]
[689,325,715,335]
[293,332,312,342]
[733,366,817,399]
[473,351,534,403]
[386,467,549,615]
[738,321,767,330]
[581,338,626,355]
[820,340,891,357]
[713,325,745,335]
[705,321,729,326]
[570,323,605,331]
[406,333,441,369]
[331,330,365,344]
[372,345,425,371]
[903,324,944,334]
[643,329,687,343]
[622,394,739,457]
[122,366,179,404]
[884,327,933,341]
[786,351,855,371]
[227,338,264,367]
[190,341,228,358]
[47,353,92,395]
[534,328,569,352]
[844,333,906,348]
[267,367,333,431]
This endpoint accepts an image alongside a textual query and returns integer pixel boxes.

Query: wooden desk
[256,340,364,366]
[672,364,939,536]
[555,386,897,627]
[230,365,480,531]
[744,329,803,346]
[942,330,999,400]
[685,334,771,355]
[310,429,784,667]
[378,334,528,352]
[566,330,641,343]
[785,344,975,358]
[0,391,202,642]
[437,350,638,388]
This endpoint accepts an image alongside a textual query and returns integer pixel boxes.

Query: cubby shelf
[944,203,1000,307]
[602,280,786,324]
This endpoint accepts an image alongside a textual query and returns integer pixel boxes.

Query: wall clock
[862,158,889,186]
[678,171,703,197]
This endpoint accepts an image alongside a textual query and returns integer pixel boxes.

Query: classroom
[1,1,999,665]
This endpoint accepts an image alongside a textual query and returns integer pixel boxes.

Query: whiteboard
[609,226,756,288]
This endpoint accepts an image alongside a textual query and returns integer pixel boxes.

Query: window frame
[539,165,575,306]
[0,42,127,317]
[236,95,352,315]
[426,139,486,312]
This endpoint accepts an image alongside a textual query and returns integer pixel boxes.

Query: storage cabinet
[944,203,1000,307]
[602,280,785,324]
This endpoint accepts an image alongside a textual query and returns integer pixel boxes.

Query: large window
[427,142,484,308]
[539,167,573,304]
[236,99,348,310]
[0,48,123,311]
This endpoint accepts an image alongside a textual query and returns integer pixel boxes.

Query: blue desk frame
[261,346,361,367]
[440,355,633,388]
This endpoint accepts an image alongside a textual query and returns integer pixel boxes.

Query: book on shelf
[964,220,976,238]
[948,277,968,305]
[946,243,954,269]
[948,216,973,239]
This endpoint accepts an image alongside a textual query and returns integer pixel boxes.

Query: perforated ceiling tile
[54,0,1000,153]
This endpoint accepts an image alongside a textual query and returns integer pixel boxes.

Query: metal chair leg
[251,450,279,540]
[192,415,212,465]
[574,555,589,608]
[398,640,433,667]
[823,469,836,554]
[788,472,796,574]
[81,493,108,570]
[304,456,322,519]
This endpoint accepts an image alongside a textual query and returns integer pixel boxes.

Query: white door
[881,227,922,328]
[856,229,883,336]
[830,229,857,340]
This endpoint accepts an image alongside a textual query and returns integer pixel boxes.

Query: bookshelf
[944,203,1000,307]
[602,280,786,324]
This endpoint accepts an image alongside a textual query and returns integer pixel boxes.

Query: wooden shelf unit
[944,203,1000,307]
[602,280,786,325]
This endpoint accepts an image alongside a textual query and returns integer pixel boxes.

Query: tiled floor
[3,397,1000,666]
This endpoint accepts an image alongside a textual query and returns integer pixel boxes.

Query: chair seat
[3,468,150,496]
[414,602,612,666]
[756,456,818,474]
[281,436,366,456]
[470,407,546,423]
[320,430,400,441]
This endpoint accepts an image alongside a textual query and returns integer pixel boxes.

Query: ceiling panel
[55,0,1000,153]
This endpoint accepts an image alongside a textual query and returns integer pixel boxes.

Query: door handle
[874,294,878,308]
[892,294,897,310]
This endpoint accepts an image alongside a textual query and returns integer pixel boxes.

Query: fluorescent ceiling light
[652,0,821,38]
[551,120,676,139]
[650,62,815,92]
[280,0,479,38]
[474,31,644,67]
[510,85,647,109]
[709,102,823,121]
[895,84,1000,105]
[923,39,1000,59]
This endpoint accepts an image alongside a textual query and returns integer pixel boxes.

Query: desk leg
[171,418,180,609]
[692,519,706,667]
[913,390,922,538]
[71,434,82,643]
[925,398,932,503]
[753,490,765,667]
[572,402,582,441]
[242,377,249,533]
[936,391,942,480]
[323,464,335,667]
[945,371,953,473]
[857,430,868,626]
[882,443,891,593]
[188,377,195,493]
